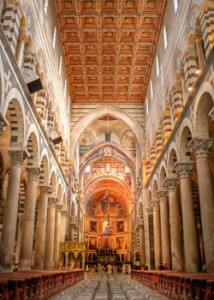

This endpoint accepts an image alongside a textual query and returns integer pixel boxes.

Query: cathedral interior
[0,0,214,299]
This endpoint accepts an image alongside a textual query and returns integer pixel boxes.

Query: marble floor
[53,274,168,300]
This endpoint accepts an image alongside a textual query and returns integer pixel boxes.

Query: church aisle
[54,273,168,300]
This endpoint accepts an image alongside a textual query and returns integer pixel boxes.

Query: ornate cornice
[175,162,194,178]
[188,138,213,159]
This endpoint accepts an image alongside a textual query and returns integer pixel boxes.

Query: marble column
[188,138,214,272]
[153,200,161,269]
[176,162,200,272]
[44,197,58,270]
[20,167,40,271]
[156,190,171,268]
[139,224,145,266]
[144,207,151,268]
[164,177,183,270]
[0,113,9,135]
[0,149,25,270]
[60,210,68,242]
[16,36,26,68]
[34,186,49,270]
[54,204,63,268]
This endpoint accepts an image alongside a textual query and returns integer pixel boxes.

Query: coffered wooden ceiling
[54,0,167,103]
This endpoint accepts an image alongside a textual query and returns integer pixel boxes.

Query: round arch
[193,82,214,138]
[70,105,144,160]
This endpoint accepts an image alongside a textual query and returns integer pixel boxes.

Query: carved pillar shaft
[139,224,145,266]
[15,214,23,264]
[44,197,58,270]
[165,177,183,271]
[188,138,214,272]
[0,150,25,270]
[54,204,63,268]
[157,190,171,268]
[176,162,200,272]
[20,167,40,271]
[153,201,161,269]
[34,186,49,270]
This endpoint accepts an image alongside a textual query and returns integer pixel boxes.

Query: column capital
[8,148,29,168]
[152,200,160,211]
[156,189,168,202]
[188,138,213,159]
[147,206,153,215]
[48,196,58,207]
[56,204,64,212]
[175,162,194,178]
[26,167,41,181]
[0,113,9,135]
[61,210,68,217]
[164,176,179,191]
[40,185,49,195]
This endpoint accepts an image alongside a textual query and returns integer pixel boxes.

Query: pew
[0,269,84,300]
[131,270,214,300]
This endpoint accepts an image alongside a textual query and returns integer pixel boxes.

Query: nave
[55,274,166,300]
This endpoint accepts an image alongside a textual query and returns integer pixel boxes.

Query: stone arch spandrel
[70,105,144,161]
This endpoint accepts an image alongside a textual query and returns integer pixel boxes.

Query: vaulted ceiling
[54,0,167,103]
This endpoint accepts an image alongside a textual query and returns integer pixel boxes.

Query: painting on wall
[89,237,97,250]
[116,237,124,250]
[90,221,97,233]
[116,221,124,233]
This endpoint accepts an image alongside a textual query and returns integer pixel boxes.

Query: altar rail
[131,270,214,299]
[0,269,84,299]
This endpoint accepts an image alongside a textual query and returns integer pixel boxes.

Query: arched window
[163,26,167,50]
[146,97,149,116]
[64,79,67,98]
[173,0,178,13]
[156,55,160,77]
[44,0,49,15]
[59,56,62,76]
[52,26,56,50]
[150,80,153,99]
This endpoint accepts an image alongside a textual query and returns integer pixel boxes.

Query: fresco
[87,190,125,217]
[89,237,97,250]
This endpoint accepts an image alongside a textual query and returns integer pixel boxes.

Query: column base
[19,259,32,271]
[0,254,13,271]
